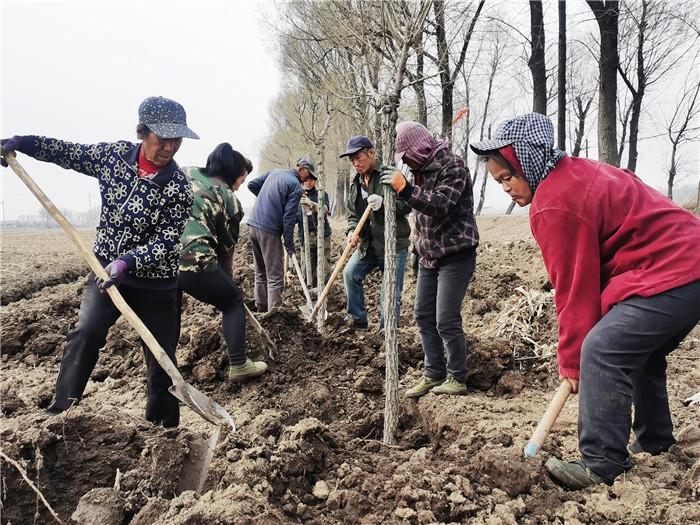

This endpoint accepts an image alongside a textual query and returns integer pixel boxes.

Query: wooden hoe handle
[523,380,573,458]
[5,154,183,383]
[308,205,373,322]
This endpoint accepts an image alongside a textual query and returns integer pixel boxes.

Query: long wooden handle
[291,253,313,306]
[523,380,572,457]
[308,205,373,321]
[5,153,183,383]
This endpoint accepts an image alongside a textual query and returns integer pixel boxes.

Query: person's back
[248,168,300,235]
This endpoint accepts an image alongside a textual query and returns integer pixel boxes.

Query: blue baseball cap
[138,96,199,139]
[339,135,373,158]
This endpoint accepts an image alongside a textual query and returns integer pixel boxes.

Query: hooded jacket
[399,147,478,267]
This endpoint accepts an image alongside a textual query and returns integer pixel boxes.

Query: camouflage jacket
[179,167,243,272]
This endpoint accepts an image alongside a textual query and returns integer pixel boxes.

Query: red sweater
[530,156,700,379]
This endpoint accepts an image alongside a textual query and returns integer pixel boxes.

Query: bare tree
[586,0,620,165]
[529,0,547,115]
[665,79,700,200]
[557,0,566,149]
[618,0,698,172]
[432,0,485,141]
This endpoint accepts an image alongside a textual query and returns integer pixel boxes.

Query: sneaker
[545,457,610,490]
[405,376,445,398]
[228,358,268,381]
[345,316,368,330]
[432,376,467,395]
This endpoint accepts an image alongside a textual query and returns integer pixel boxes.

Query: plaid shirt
[400,148,479,268]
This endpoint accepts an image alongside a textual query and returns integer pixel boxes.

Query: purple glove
[95,259,129,291]
[1,136,24,167]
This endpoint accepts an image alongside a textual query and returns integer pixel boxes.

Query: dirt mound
[1,407,194,524]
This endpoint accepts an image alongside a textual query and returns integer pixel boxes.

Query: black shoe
[627,439,673,456]
[545,457,610,490]
[346,317,368,330]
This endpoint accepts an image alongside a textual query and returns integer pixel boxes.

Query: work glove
[0,136,25,167]
[367,194,383,211]
[95,258,129,291]
[300,195,315,208]
[380,168,407,193]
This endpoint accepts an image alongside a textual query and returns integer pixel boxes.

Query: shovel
[4,153,235,431]
[305,205,373,323]
[244,303,277,361]
[523,380,572,457]
[290,252,314,317]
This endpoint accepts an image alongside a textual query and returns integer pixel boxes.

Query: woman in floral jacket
[1,96,197,427]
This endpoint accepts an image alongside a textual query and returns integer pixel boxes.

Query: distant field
[0,229,94,304]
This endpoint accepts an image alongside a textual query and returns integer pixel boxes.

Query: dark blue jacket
[296,187,331,243]
[15,136,193,289]
[247,168,303,252]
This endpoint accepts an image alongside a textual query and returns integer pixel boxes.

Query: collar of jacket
[121,143,180,187]
[418,147,449,178]
[352,162,381,186]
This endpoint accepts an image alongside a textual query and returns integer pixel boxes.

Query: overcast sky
[1,0,279,220]
[1,1,697,221]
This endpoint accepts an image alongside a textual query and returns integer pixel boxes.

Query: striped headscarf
[470,112,566,192]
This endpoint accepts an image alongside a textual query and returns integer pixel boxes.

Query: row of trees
[259,0,699,213]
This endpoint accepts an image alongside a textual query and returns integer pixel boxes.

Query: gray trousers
[414,252,476,384]
[250,226,284,311]
[580,279,700,481]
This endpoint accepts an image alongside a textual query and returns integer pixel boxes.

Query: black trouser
[178,268,246,366]
[48,274,180,427]
[414,252,476,384]
[579,279,700,481]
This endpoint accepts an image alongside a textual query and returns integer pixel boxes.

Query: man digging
[340,135,411,331]
[246,156,314,312]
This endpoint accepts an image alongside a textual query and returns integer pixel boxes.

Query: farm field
[1,216,698,524]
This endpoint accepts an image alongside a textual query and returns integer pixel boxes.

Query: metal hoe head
[170,382,236,431]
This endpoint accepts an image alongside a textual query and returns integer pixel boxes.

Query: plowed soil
[1,216,698,524]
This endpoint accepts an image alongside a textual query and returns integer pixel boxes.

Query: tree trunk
[667,142,678,200]
[434,0,453,142]
[302,210,312,286]
[558,0,566,149]
[380,97,399,446]
[334,168,348,217]
[476,162,488,215]
[529,0,547,115]
[413,34,428,127]
[316,189,327,323]
[617,102,632,166]
[626,0,648,173]
[315,141,327,327]
[572,96,592,157]
[587,0,619,165]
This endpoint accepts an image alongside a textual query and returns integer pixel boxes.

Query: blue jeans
[343,246,408,326]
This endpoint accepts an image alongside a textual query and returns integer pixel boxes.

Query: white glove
[300,195,313,207]
[367,194,383,211]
